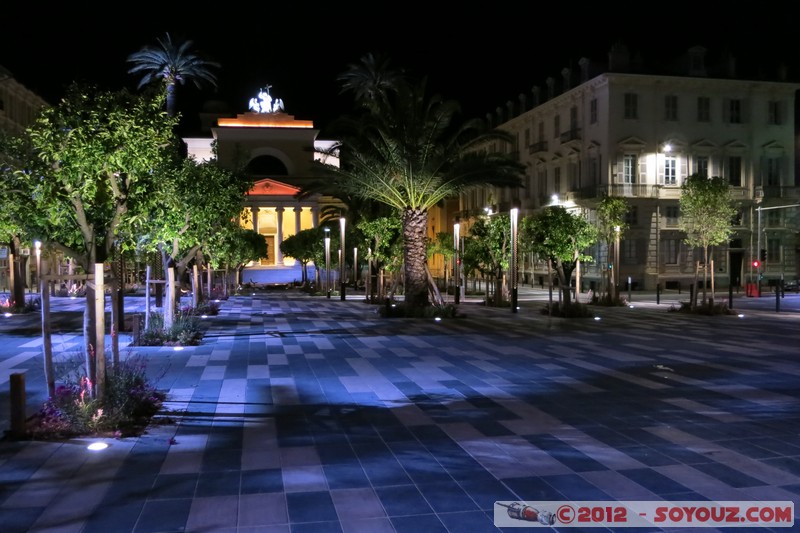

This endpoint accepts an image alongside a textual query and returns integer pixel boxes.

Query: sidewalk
[0,290,798,532]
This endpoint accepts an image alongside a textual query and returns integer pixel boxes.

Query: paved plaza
[0,288,798,532]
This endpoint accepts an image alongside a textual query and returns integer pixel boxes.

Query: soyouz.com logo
[494,501,794,528]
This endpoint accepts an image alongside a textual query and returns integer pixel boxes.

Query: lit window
[664,155,677,185]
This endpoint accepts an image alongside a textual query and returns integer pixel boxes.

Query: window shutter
[638,157,647,185]
[722,98,730,123]
[680,157,689,184]
[615,155,623,184]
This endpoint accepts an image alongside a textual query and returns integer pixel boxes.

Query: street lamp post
[453,218,460,304]
[614,225,621,301]
[339,215,346,301]
[510,205,519,313]
[324,228,331,298]
[755,202,799,297]
[34,241,41,294]
[353,247,358,286]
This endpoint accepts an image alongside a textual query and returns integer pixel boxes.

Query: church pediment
[248,178,301,197]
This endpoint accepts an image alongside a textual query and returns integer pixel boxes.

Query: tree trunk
[402,208,430,307]
[83,286,97,393]
[702,246,709,305]
[424,264,445,307]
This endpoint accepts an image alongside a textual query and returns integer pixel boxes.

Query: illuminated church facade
[183,89,343,284]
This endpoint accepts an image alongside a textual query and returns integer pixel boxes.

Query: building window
[731,208,743,226]
[728,99,742,124]
[697,96,710,122]
[768,101,781,125]
[766,210,782,227]
[664,238,679,264]
[767,157,781,186]
[623,154,637,184]
[665,95,678,121]
[624,93,638,119]
[554,167,561,194]
[538,168,547,199]
[727,155,742,186]
[624,205,638,226]
[622,239,637,264]
[554,115,560,138]
[767,237,780,264]
[538,122,544,142]
[589,156,599,184]
[590,98,598,124]
[664,155,677,185]
[665,206,679,226]
[694,156,709,177]
[570,106,578,131]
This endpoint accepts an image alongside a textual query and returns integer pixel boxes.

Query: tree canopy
[521,206,597,306]
[311,53,525,307]
[679,173,736,304]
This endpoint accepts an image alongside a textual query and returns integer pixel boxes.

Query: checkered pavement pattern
[0,292,798,532]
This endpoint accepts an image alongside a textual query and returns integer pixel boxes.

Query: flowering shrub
[24,355,167,440]
[0,295,40,314]
[181,300,221,316]
[135,310,204,346]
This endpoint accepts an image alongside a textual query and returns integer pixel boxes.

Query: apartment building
[0,65,47,134]
[461,45,800,292]
[1,66,48,292]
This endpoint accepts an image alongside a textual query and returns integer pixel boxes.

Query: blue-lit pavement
[0,288,798,532]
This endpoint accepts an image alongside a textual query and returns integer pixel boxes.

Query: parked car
[784,279,799,293]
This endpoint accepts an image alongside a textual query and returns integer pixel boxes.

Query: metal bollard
[10,373,26,438]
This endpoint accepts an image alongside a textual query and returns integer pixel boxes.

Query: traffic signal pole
[755,202,799,298]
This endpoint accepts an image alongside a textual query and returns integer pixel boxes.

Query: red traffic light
[753,260,761,268]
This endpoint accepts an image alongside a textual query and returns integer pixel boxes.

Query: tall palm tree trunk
[402,208,429,307]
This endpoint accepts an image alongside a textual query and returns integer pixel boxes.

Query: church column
[276,207,285,265]
[250,206,259,233]
[311,206,320,228]
[294,206,303,232]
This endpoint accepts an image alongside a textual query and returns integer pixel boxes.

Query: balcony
[528,141,548,154]
[559,128,581,143]
[757,185,800,200]
[607,184,658,198]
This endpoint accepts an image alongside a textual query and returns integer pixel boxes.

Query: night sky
[3,3,798,136]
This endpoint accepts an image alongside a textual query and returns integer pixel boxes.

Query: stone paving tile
[0,290,798,531]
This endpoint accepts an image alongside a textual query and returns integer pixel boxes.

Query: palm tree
[127,33,220,116]
[312,54,525,308]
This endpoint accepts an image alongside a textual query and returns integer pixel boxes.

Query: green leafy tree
[357,216,403,301]
[679,173,736,306]
[140,156,253,307]
[205,222,267,289]
[596,196,630,302]
[521,206,598,307]
[427,231,456,297]
[127,33,220,117]
[0,131,46,307]
[312,54,525,308]
[280,228,325,286]
[24,84,178,385]
[464,214,511,306]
